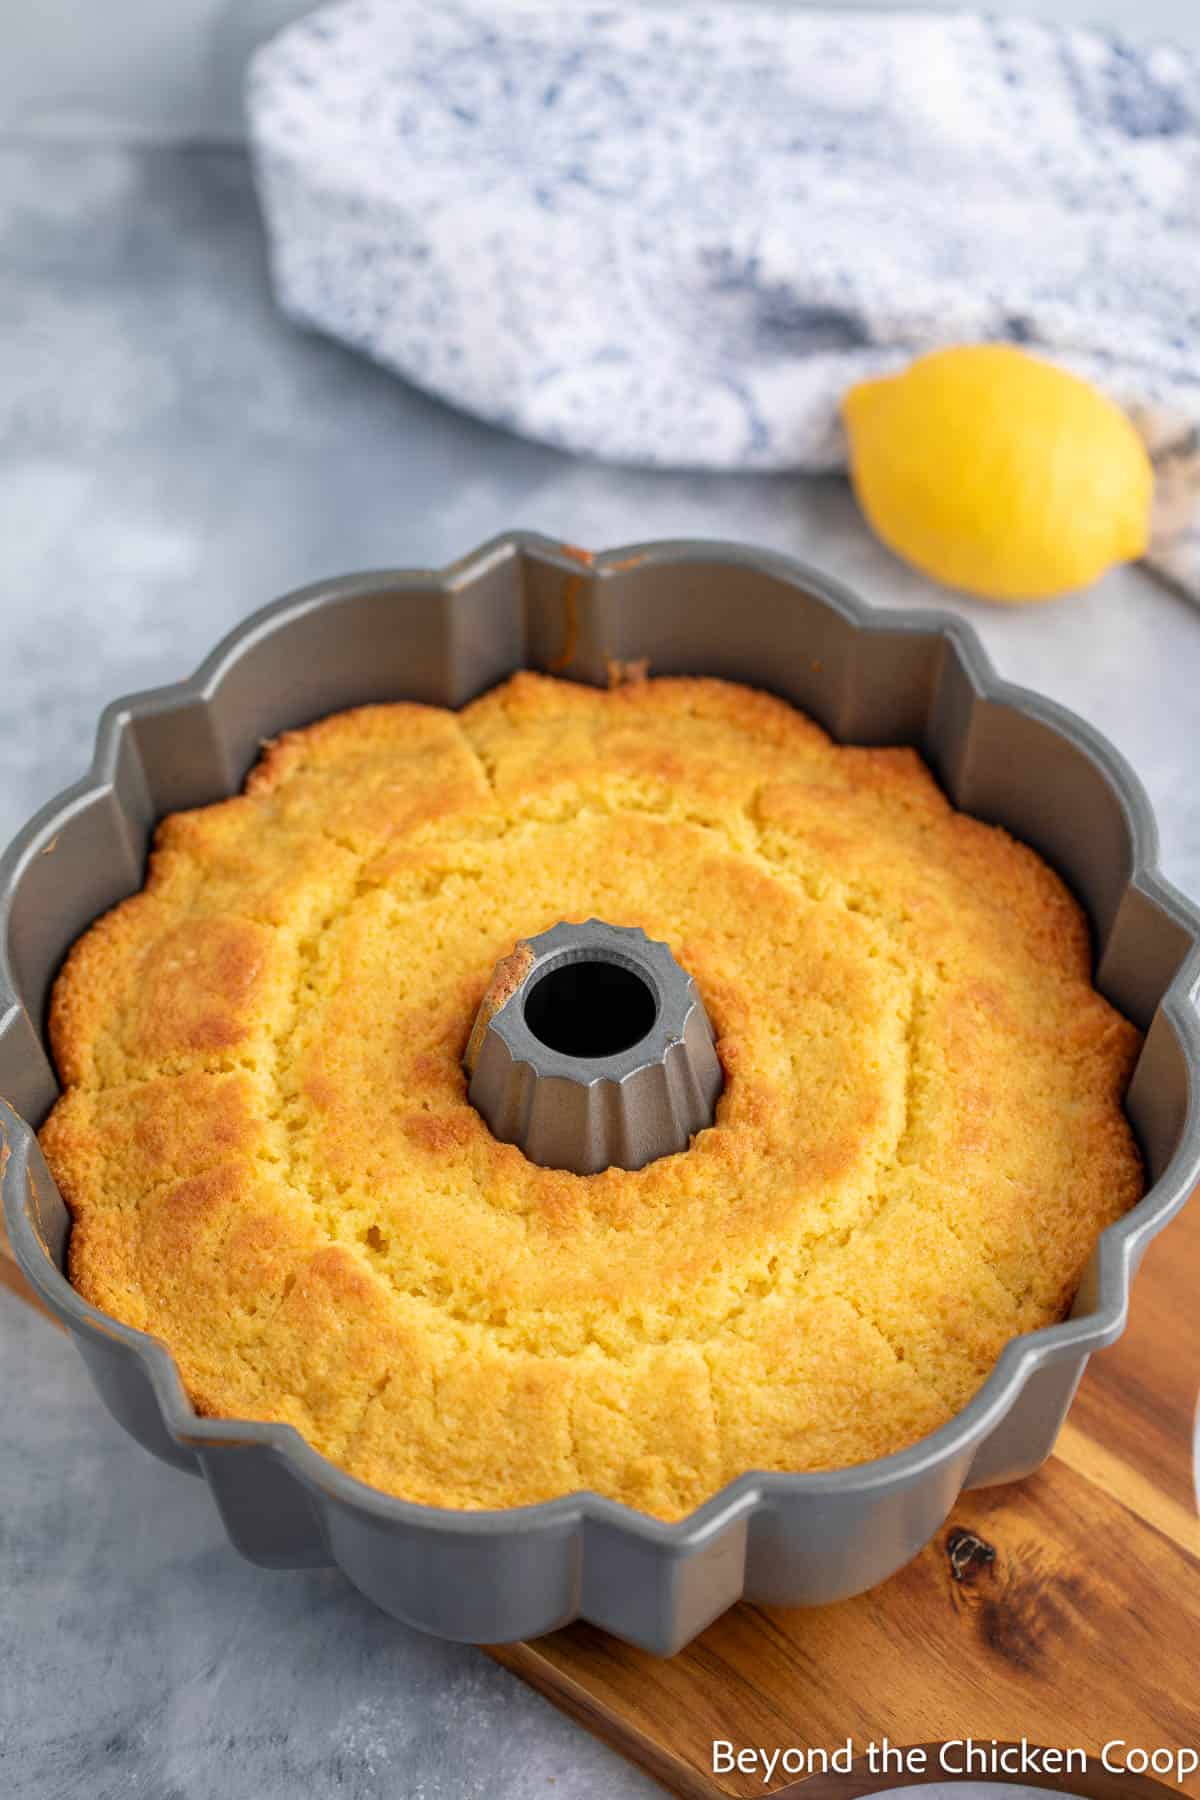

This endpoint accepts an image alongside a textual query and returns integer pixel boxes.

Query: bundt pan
[3,535,1199,1656]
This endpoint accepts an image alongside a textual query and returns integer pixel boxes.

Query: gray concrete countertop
[1,143,1195,1800]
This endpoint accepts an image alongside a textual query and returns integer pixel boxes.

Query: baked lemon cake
[41,673,1143,1519]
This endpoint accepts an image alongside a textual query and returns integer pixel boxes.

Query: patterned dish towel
[248,2,1200,598]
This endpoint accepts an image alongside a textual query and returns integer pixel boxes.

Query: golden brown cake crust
[41,673,1143,1518]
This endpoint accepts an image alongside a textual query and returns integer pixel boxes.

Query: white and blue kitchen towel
[248,2,1200,595]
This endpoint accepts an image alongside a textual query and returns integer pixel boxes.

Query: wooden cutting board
[4,1197,1198,1798]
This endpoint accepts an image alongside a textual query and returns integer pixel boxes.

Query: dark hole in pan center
[523,958,657,1060]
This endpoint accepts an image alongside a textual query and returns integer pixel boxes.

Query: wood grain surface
[5,1195,1197,1798]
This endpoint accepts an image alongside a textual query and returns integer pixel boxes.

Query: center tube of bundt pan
[464,919,723,1175]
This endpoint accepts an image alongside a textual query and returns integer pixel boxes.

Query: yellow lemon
[842,344,1153,602]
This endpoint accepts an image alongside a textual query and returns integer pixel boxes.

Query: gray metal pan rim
[489,922,695,1087]
[3,531,1199,1554]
